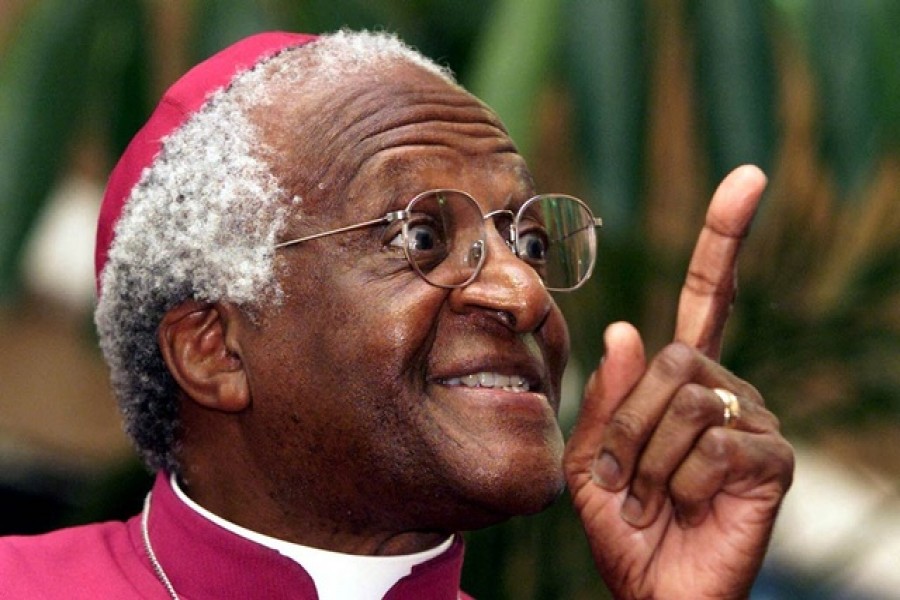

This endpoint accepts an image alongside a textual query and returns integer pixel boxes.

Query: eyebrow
[375,154,536,207]
[370,155,442,210]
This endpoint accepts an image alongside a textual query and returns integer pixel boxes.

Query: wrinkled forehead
[250,59,526,219]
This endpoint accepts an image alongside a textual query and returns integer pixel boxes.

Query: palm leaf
[0,0,103,297]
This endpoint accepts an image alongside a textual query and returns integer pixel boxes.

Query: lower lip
[431,383,555,417]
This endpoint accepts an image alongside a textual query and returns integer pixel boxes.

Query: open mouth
[438,372,532,393]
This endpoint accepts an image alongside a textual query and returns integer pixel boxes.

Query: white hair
[94,30,456,473]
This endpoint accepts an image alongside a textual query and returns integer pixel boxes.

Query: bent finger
[669,428,795,527]
[622,384,779,527]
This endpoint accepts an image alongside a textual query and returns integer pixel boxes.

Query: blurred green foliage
[1,0,899,597]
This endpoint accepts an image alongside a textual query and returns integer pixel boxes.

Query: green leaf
[564,0,646,235]
[690,0,777,183]
[807,0,880,196]
[277,0,402,34]
[465,0,562,159]
[0,0,106,298]
[272,0,495,76]
[88,0,152,161]
[191,0,279,61]
[873,0,900,151]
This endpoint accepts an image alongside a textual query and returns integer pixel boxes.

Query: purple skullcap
[95,31,318,292]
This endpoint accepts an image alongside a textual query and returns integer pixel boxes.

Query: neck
[176,471,451,555]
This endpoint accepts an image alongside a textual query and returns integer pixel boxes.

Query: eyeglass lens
[401,191,485,288]
[517,194,597,290]
[401,191,596,290]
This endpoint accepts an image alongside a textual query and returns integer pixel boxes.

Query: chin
[413,390,567,528]
[449,438,567,529]
[452,473,566,532]
[503,461,566,515]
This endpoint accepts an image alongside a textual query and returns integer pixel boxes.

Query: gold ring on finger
[713,388,741,429]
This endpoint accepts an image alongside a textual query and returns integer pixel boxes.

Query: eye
[387,219,441,250]
[406,221,440,252]
[517,225,549,264]
[385,221,406,249]
[387,214,449,272]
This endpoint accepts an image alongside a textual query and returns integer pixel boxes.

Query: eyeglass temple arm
[275,211,407,249]
[551,218,604,243]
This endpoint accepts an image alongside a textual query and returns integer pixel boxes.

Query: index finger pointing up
[674,165,767,359]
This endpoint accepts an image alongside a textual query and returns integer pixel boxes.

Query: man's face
[235,63,570,537]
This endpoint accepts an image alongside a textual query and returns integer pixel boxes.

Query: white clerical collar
[171,475,454,600]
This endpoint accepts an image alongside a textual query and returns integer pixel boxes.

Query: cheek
[242,268,445,458]
[280,261,445,412]
[331,280,442,379]
[542,306,571,399]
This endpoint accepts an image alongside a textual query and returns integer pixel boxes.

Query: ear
[158,301,250,413]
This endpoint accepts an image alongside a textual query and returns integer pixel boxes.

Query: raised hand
[564,165,795,599]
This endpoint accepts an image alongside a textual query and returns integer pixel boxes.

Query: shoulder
[0,518,156,598]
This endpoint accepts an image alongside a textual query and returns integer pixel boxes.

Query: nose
[448,223,553,333]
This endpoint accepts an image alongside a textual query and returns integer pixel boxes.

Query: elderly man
[0,30,793,599]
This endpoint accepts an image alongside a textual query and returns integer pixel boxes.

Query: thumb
[586,322,646,424]
[568,322,646,457]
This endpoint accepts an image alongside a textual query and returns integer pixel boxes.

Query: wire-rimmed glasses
[275,189,602,292]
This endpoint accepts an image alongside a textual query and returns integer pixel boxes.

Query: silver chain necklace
[141,492,180,600]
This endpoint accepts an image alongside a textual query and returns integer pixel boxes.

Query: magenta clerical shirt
[0,473,472,599]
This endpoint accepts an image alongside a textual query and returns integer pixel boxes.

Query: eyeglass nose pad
[467,239,485,267]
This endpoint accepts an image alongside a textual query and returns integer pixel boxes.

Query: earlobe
[158,301,250,413]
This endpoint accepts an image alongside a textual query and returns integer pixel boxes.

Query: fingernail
[621,494,644,525]
[591,451,620,489]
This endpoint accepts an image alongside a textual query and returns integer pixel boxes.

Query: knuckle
[762,408,782,431]
[744,401,781,432]
[697,427,736,462]
[654,342,698,380]
[684,266,733,297]
[736,380,765,407]
[670,478,703,506]
[671,384,714,424]
[633,461,669,492]
[607,410,647,446]
[772,437,796,489]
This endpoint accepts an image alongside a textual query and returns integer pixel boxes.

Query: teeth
[443,372,531,392]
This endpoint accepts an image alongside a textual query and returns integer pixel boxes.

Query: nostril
[494,310,516,329]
